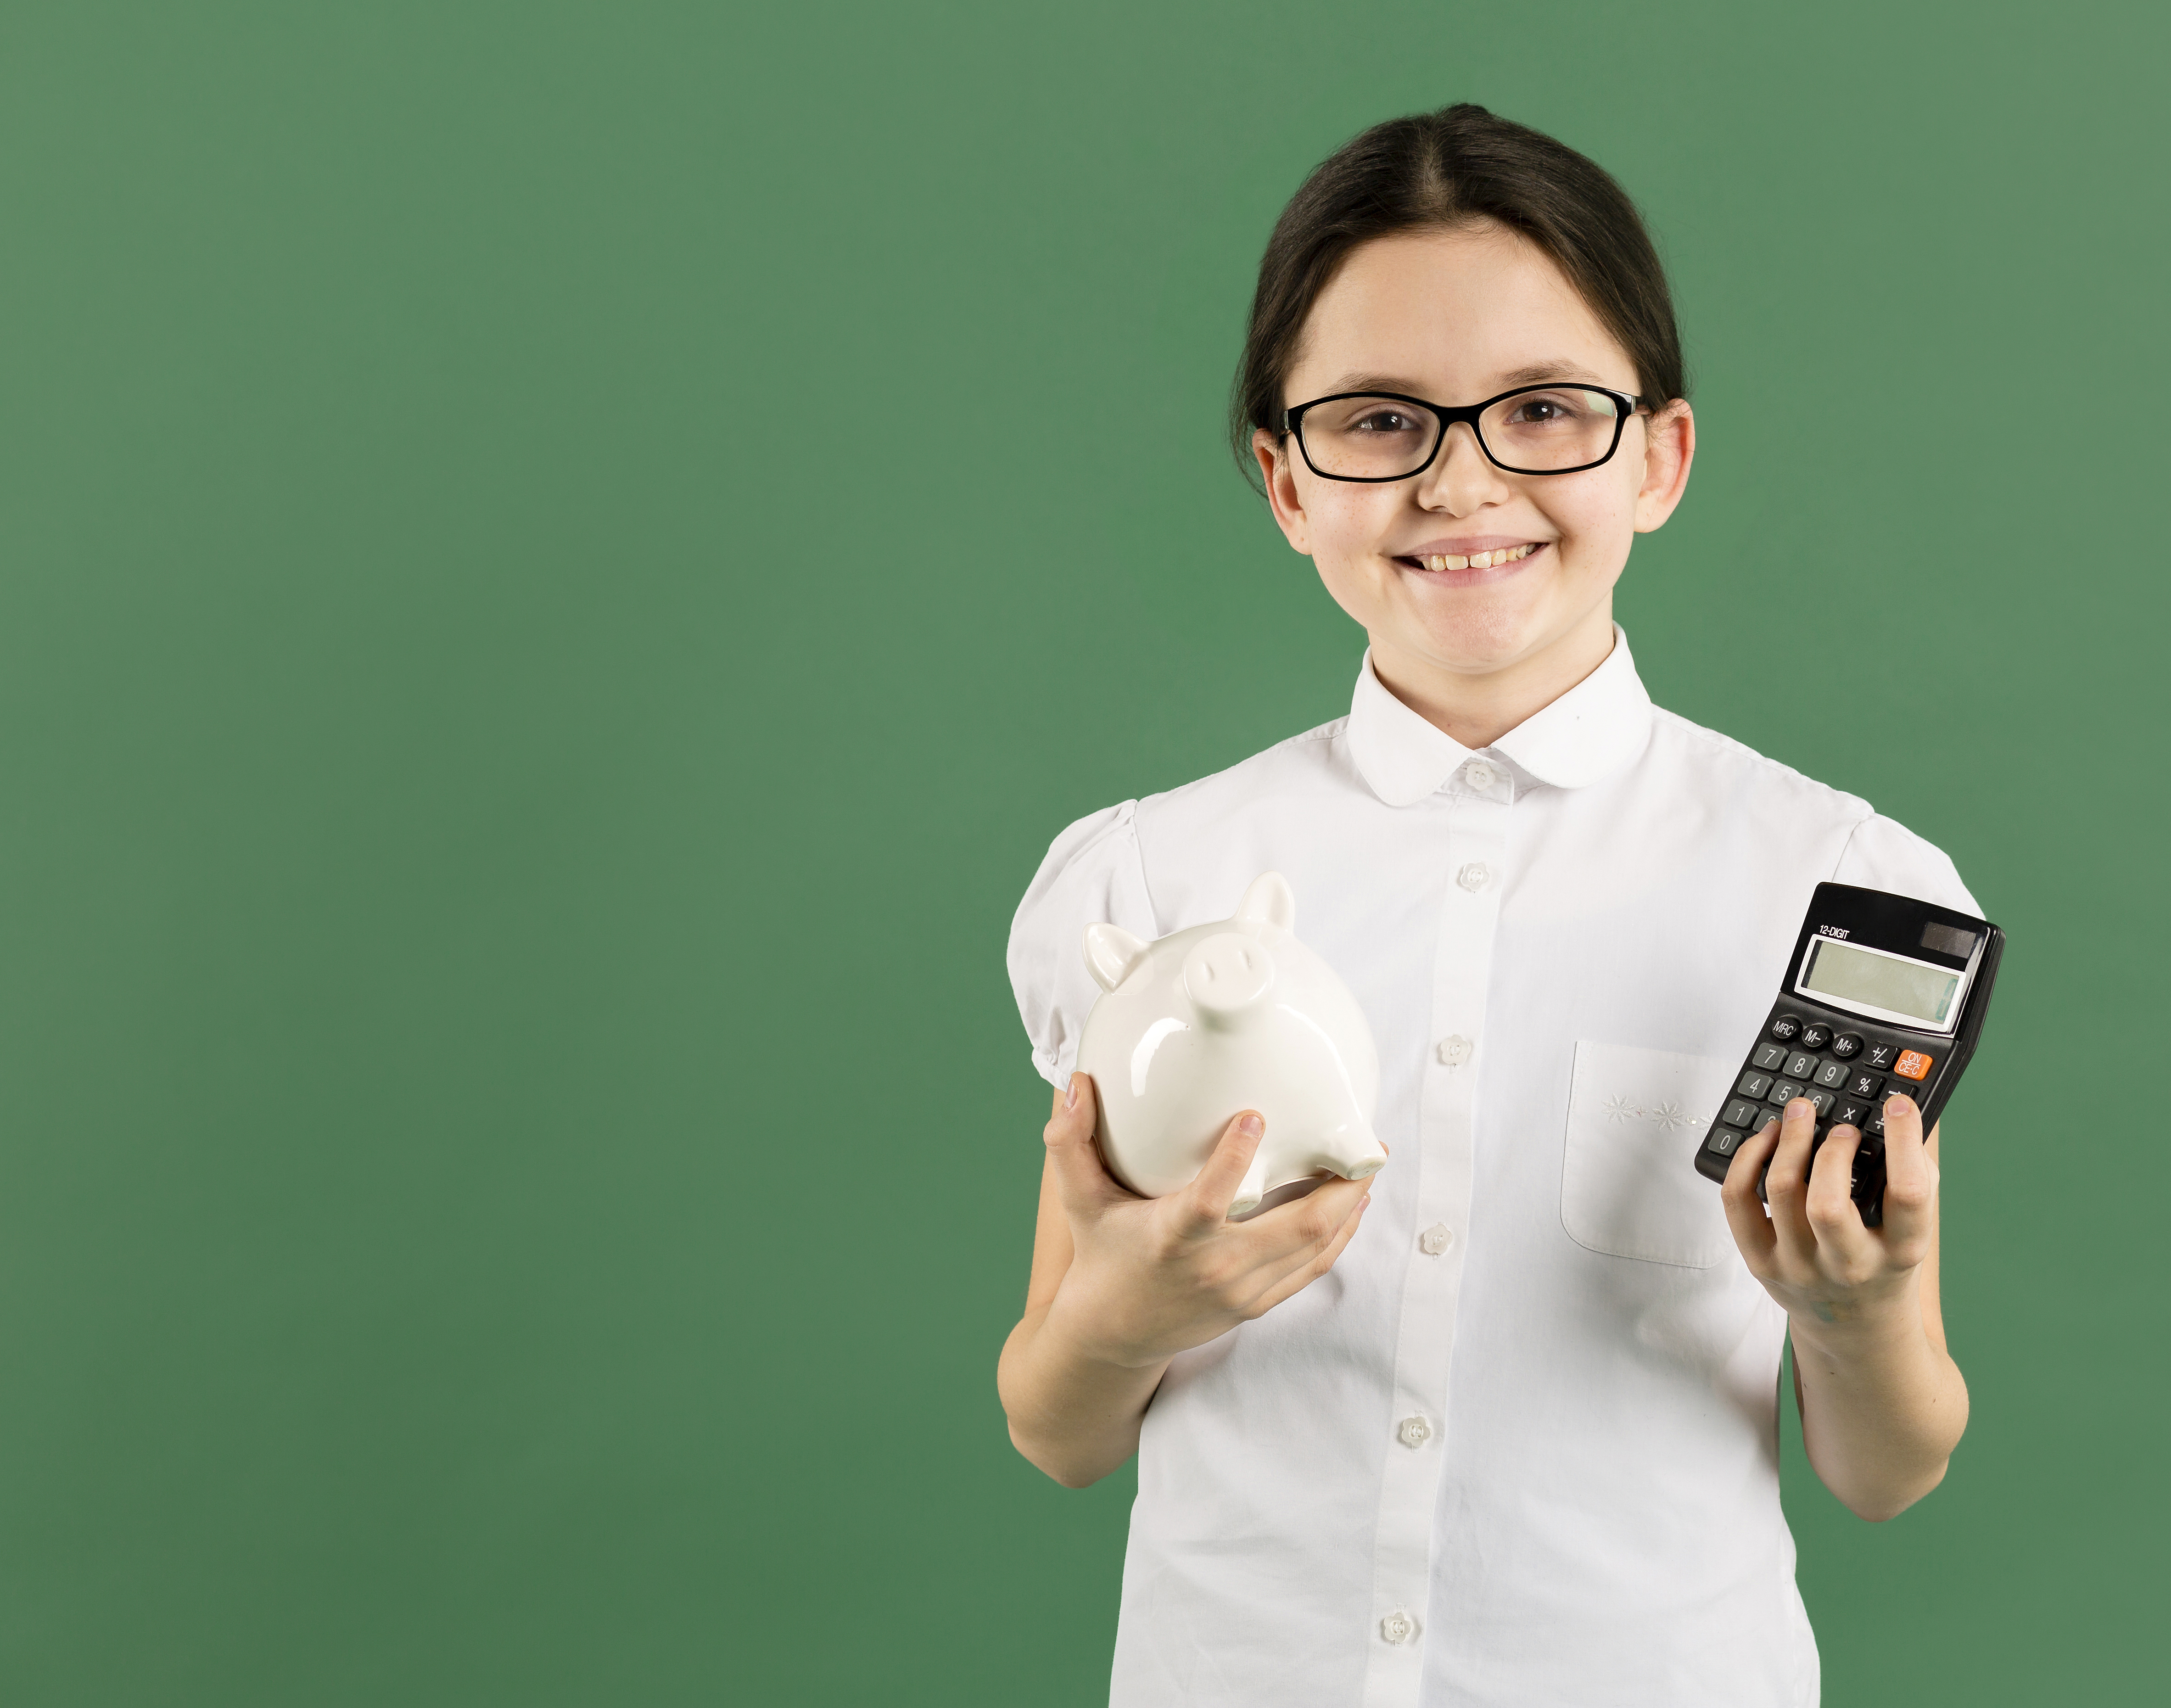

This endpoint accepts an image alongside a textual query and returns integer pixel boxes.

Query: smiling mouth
[1398,543,1544,572]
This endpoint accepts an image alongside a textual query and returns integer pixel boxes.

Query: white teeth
[1414,543,1539,572]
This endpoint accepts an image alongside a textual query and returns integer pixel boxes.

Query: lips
[1394,540,1548,572]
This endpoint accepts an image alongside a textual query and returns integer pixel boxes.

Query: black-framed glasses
[1282,383,1648,481]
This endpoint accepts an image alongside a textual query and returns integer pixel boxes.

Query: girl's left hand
[1720,1093,1938,1327]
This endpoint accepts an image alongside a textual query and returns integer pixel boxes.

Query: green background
[0,2,2160,1702]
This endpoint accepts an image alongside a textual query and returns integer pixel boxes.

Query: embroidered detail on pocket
[1561,1041,1740,1268]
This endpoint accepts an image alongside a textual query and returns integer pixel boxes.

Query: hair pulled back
[1232,104,1685,484]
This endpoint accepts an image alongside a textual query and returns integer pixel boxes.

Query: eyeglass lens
[1298,388,1624,478]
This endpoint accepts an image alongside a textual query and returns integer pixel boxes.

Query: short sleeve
[1830,813,1985,919]
[1006,800,1158,1088]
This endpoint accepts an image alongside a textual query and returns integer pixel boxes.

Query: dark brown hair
[1231,104,1686,483]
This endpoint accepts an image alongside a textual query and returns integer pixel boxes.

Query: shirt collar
[1343,624,1654,806]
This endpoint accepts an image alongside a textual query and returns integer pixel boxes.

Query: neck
[1368,606,1617,750]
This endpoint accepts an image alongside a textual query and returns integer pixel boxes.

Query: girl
[999,105,1969,1708]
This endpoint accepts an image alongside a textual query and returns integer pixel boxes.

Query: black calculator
[1695,883,2003,1225]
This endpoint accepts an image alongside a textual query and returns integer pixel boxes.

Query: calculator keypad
[1701,1001,1952,1223]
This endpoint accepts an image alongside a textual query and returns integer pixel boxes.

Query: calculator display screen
[1802,939,1961,1026]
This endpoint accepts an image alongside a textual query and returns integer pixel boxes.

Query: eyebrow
[1321,360,1614,397]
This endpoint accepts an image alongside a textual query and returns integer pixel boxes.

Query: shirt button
[1458,862,1492,892]
[1380,1608,1420,1645]
[1464,760,1496,791]
[1418,1223,1454,1256]
[1397,1414,1432,1448]
[1435,1034,1471,1067]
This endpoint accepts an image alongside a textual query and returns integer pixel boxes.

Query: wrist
[1041,1280,1171,1373]
[1784,1281,1924,1361]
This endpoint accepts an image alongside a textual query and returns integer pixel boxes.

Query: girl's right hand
[1039,1071,1378,1369]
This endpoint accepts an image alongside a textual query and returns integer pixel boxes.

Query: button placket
[1362,788,1506,1708]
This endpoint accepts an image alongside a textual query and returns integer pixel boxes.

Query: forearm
[1790,1292,1968,1522]
[997,1293,1169,1489]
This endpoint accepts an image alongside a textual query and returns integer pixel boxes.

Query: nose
[1415,420,1512,515]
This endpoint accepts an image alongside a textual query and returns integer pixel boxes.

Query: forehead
[1288,224,1633,400]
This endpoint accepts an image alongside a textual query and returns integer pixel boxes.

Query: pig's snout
[1182,933,1275,1020]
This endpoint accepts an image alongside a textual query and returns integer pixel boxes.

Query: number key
[1767,1079,1806,1106]
[1813,1059,1850,1089]
[1738,1071,1774,1099]
[1785,1051,1818,1080]
[1722,1099,1763,1129]
[1752,1042,1789,1071]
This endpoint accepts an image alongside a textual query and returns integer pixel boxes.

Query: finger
[1236,1167,1373,1264]
[1246,1192,1372,1315]
[1720,1117,1782,1266]
[1180,1110,1267,1228]
[1877,1093,1936,1255]
[1042,1073,1131,1214]
[1804,1122,1872,1264]
[1761,1099,1821,1267]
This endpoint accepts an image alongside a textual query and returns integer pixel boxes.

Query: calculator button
[1833,1099,1874,1129]
[1707,1127,1741,1156]
[1767,1080,1805,1106]
[1830,1033,1863,1060]
[1863,1041,1897,1070]
[1751,1042,1789,1071]
[1798,1023,1833,1051]
[1807,1089,1835,1118]
[1813,1059,1850,1089]
[1862,1108,1886,1137]
[1768,1015,1803,1043]
[1846,1070,1884,1100]
[1721,1099,1762,1129]
[1784,1051,1818,1080]
[1893,1050,1934,1081]
[1737,1071,1774,1099]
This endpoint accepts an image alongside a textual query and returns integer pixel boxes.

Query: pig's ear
[1234,872,1296,935]
[1082,923,1151,993]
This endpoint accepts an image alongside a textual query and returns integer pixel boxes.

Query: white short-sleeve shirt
[1007,628,1978,1708]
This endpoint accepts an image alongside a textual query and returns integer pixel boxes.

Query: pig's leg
[1318,1120,1388,1181]
[1228,1152,1271,1220]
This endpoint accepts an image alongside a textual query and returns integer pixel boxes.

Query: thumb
[1044,1073,1128,1215]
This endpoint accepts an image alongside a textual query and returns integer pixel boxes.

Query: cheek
[1303,484,1402,553]
[1546,472,1641,563]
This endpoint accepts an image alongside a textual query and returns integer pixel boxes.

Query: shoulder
[1644,703,1980,914]
[1645,704,1871,820]
[1013,714,1351,936]
[1004,717,1352,1086]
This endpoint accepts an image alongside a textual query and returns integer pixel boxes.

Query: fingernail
[1886,1093,1911,1113]
[1064,1077,1079,1110]
[1238,1113,1263,1137]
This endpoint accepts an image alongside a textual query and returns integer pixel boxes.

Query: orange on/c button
[1893,1050,1934,1081]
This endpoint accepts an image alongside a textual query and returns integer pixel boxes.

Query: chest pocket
[1560,1040,1741,1269]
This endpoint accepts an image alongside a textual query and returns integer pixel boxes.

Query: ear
[1233,871,1296,935]
[1082,923,1150,993]
[1632,399,1695,534]
[1252,428,1313,556]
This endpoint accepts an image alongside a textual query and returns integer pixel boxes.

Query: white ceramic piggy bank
[1076,872,1385,1218]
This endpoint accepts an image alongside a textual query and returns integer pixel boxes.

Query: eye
[1351,409,1424,435]
[1505,396,1571,425]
